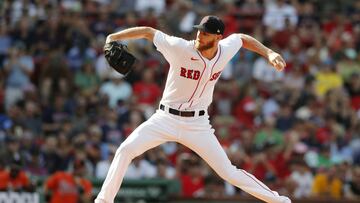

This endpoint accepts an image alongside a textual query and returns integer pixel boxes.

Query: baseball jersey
[153,30,243,111]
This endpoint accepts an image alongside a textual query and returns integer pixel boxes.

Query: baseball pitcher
[96,16,290,203]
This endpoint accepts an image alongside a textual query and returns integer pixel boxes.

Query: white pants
[95,109,290,203]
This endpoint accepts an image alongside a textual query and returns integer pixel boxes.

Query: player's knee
[219,165,238,183]
[116,143,137,159]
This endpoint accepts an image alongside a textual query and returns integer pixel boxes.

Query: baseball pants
[95,108,290,203]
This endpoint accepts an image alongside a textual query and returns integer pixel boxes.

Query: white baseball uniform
[95,31,291,203]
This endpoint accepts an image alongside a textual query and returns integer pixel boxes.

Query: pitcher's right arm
[106,26,156,43]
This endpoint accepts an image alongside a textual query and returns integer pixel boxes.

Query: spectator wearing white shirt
[253,56,285,83]
[10,0,38,26]
[263,0,298,31]
[288,160,313,198]
[4,44,34,109]
[155,158,176,179]
[96,146,116,179]
[99,71,132,108]
[95,53,112,80]
[124,155,157,179]
[134,0,165,17]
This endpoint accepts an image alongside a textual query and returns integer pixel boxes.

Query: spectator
[345,166,360,199]
[132,68,161,117]
[283,64,305,90]
[123,110,146,138]
[0,136,26,167]
[254,117,284,148]
[253,55,285,83]
[100,71,132,108]
[65,17,96,71]
[74,61,101,97]
[287,159,313,198]
[44,160,92,203]
[69,96,89,134]
[262,94,280,121]
[95,52,112,80]
[314,62,343,98]
[213,78,240,116]
[3,44,34,109]
[134,0,165,17]
[9,0,38,26]
[137,8,159,29]
[0,23,11,66]
[195,174,226,198]
[68,138,95,177]
[24,148,47,176]
[176,1,197,34]
[99,106,123,145]
[0,75,4,110]
[275,104,295,132]
[0,164,31,191]
[345,73,360,111]
[337,50,360,81]
[124,154,157,179]
[21,100,42,136]
[95,145,116,179]
[236,0,262,33]
[263,0,298,31]
[86,124,103,165]
[311,165,343,198]
[233,51,254,85]
[266,143,292,181]
[42,94,74,134]
[155,158,176,179]
[242,150,275,182]
[39,49,73,100]
[233,85,258,129]
[178,155,205,197]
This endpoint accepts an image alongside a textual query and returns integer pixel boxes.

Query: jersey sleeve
[153,30,187,59]
[220,34,243,60]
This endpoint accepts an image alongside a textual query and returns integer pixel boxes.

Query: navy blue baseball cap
[193,16,225,35]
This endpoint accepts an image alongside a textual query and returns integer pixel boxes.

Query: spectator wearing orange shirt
[0,164,31,191]
[44,160,93,203]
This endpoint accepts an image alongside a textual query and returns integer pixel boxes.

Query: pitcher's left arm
[238,34,286,71]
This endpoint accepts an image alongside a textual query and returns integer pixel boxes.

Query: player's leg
[95,112,176,203]
[178,127,291,203]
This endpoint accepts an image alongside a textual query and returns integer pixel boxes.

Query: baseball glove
[104,41,136,76]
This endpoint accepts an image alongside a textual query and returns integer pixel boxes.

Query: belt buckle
[182,111,194,117]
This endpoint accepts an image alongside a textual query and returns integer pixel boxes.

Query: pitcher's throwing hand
[268,51,286,71]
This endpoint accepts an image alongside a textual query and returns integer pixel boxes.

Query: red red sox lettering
[180,67,221,81]
[180,67,200,80]
[210,71,221,81]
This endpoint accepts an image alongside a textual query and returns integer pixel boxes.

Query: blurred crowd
[0,0,360,202]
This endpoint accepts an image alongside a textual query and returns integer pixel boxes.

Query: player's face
[195,31,221,51]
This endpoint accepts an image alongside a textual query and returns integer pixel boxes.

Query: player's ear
[216,34,223,40]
